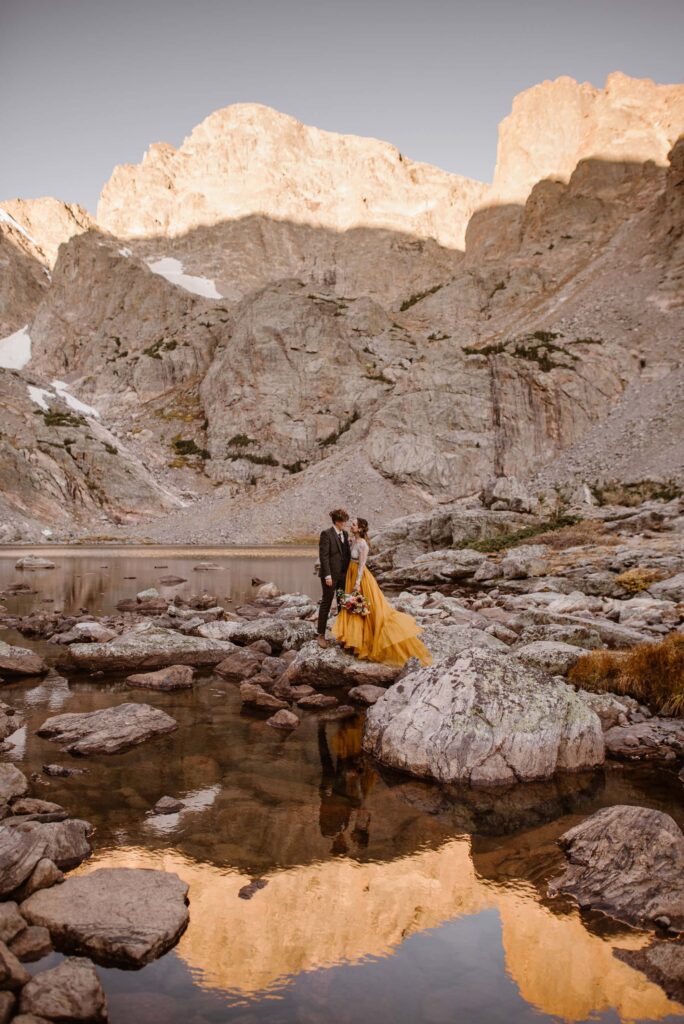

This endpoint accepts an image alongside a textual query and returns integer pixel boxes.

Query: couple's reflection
[318,716,375,854]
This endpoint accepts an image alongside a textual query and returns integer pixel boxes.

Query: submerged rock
[363,648,604,787]
[36,703,178,755]
[549,805,684,932]
[0,642,47,678]
[21,867,189,968]
[616,940,684,1004]
[14,557,56,571]
[18,956,106,1021]
[125,665,195,691]
[239,682,288,711]
[266,709,300,730]
[67,625,238,671]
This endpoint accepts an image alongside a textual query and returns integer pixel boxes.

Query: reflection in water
[78,841,682,1022]
[0,547,319,617]
[2,549,684,1023]
[318,718,375,855]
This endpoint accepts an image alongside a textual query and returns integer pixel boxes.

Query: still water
[1,548,683,1024]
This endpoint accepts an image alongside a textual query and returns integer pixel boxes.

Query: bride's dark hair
[356,517,370,541]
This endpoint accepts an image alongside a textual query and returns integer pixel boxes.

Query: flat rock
[158,575,187,586]
[283,640,401,689]
[42,764,86,778]
[0,642,47,678]
[603,719,684,761]
[125,664,195,691]
[514,640,583,674]
[14,558,55,571]
[516,623,603,649]
[239,682,288,710]
[296,693,337,708]
[348,684,387,705]
[549,805,684,932]
[21,867,189,968]
[266,709,300,730]
[363,647,604,787]
[18,956,106,1021]
[36,703,178,755]
[68,625,238,671]
[379,548,486,585]
[0,765,29,803]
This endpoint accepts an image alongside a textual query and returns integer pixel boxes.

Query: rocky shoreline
[0,483,683,1014]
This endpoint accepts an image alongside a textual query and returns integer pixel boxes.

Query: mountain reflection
[77,839,682,1022]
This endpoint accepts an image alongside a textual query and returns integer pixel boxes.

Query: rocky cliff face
[1,74,682,541]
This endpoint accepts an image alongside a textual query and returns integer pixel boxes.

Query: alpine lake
[0,547,683,1024]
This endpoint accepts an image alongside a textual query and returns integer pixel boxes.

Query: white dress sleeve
[355,540,369,589]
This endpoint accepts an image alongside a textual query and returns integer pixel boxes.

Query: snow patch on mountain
[0,325,31,369]
[146,256,221,298]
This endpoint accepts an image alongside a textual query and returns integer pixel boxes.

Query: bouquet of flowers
[336,588,371,616]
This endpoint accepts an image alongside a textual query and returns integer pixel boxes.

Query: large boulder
[36,703,178,755]
[370,506,535,572]
[67,625,238,671]
[549,805,684,932]
[0,642,47,678]
[363,648,604,786]
[21,867,189,968]
[18,956,107,1021]
[282,641,401,690]
[378,548,486,586]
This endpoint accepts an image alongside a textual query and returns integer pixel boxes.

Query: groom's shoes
[317,635,329,649]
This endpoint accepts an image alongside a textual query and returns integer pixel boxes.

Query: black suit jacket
[318,527,351,580]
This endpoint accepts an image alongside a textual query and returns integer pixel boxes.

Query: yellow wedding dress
[332,540,432,667]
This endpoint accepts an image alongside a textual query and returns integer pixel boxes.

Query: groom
[316,508,351,648]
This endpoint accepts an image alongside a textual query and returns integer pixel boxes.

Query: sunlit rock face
[491,73,684,203]
[80,841,683,1021]
[97,103,486,250]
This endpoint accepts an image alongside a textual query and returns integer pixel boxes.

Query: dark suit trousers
[317,573,346,636]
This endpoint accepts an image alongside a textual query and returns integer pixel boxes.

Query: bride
[332,517,432,667]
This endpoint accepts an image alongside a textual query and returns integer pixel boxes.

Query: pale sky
[1,0,682,212]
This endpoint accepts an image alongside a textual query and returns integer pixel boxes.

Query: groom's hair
[329,508,349,524]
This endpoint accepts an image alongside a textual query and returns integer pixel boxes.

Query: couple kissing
[317,508,431,668]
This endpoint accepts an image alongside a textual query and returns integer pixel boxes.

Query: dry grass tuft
[615,567,664,594]
[569,633,684,716]
[534,518,617,551]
